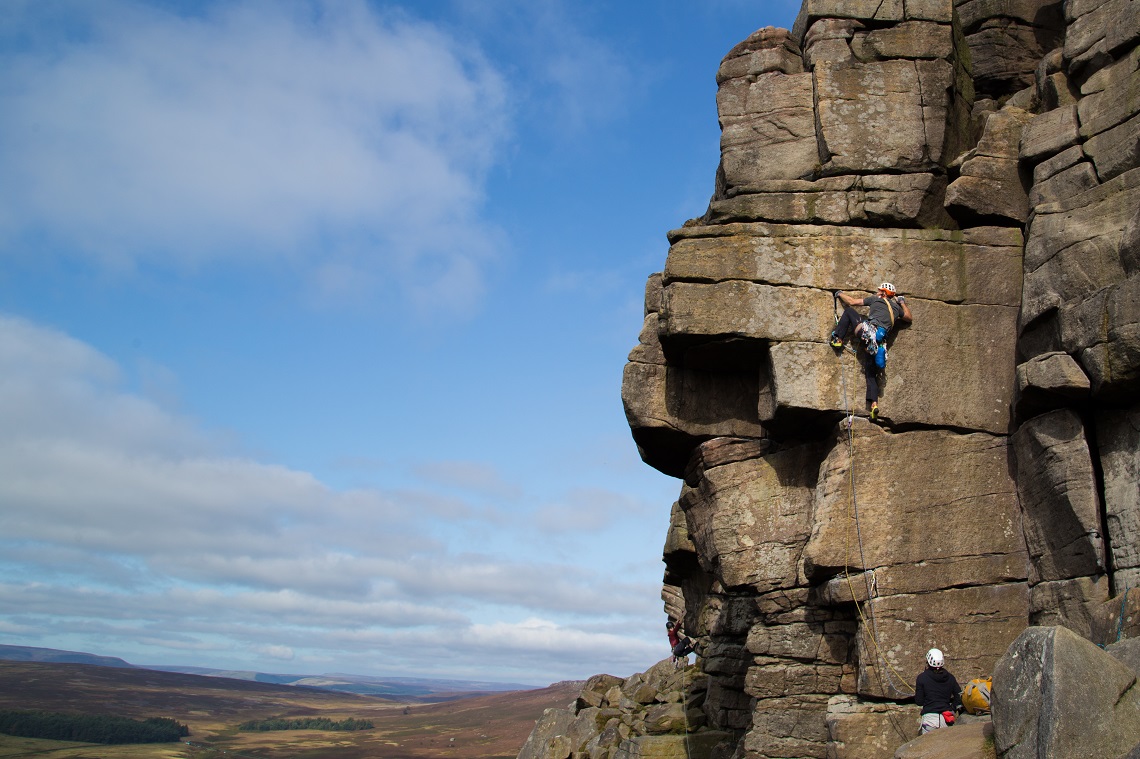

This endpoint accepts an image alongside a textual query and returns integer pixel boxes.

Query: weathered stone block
[850,20,954,61]
[945,100,1057,212]
[992,626,1140,759]
[1015,350,1090,417]
[706,174,953,227]
[744,695,831,759]
[1027,159,1099,207]
[1028,574,1110,639]
[965,18,1061,96]
[815,552,1028,604]
[746,622,850,664]
[1021,167,1140,306]
[1019,105,1079,161]
[956,0,1064,30]
[1031,144,1085,184]
[1097,403,1140,588]
[717,27,804,84]
[745,659,848,699]
[622,339,763,478]
[660,281,832,345]
[1012,409,1106,583]
[1079,43,1140,95]
[825,695,919,758]
[642,703,685,735]
[663,500,696,560]
[1091,589,1140,645]
[718,72,818,185]
[803,19,861,67]
[613,733,732,759]
[1077,63,1140,139]
[1016,350,1090,397]
[815,59,957,172]
[793,0,953,43]
[945,162,1028,220]
[663,224,1023,307]
[854,584,1029,699]
[1020,233,1126,329]
[803,424,1024,581]
[1062,273,1140,397]
[681,443,816,593]
[1065,0,1138,72]
[519,708,577,759]
[1084,111,1140,181]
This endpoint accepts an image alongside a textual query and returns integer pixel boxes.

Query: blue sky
[0,0,801,685]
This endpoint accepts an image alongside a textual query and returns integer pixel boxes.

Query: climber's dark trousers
[833,306,865,341]
[864,363,880,403]
[834,306,880,402]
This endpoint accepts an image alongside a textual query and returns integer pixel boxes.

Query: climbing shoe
[829,333,844,349]
[870,402,879,420]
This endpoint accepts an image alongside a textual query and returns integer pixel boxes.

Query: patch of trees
[0,710,189,744]
[238,716,374,732]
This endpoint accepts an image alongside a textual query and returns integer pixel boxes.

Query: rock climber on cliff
[828,282,912,419]
[666,620,697,666]
[914,648,962,734]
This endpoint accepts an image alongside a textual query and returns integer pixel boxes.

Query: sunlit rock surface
[525,1,1140,758]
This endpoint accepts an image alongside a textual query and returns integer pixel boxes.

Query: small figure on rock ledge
[665,619,697,668]
[915,647,962,734]
[829,282,913,419]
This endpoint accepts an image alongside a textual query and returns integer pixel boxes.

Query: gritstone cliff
[522,1,1140,758]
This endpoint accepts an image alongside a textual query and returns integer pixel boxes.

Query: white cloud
[531,488,654,536]
[0,315,665,680]
[259,644,295,661]
[411,459,523,501]
[0,0,510,313]
[448,0,633,139]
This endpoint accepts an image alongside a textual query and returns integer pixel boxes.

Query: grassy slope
[0,660,580,759]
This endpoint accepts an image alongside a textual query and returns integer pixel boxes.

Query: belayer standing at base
[914,648,962,734]
[829,282,913,419]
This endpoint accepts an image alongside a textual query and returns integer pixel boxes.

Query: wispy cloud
[412,459,523,501]
[448,0,634,140]
[0,315,663,681]
[0,0,509,314]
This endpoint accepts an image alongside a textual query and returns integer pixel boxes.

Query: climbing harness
[833,292,890,369]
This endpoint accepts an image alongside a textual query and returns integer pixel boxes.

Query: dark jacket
[915,667,961,714]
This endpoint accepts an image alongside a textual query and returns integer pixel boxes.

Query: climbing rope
[836,329,915,740]
[680,656,693,759]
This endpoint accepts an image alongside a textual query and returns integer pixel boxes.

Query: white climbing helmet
[878,282,897,296]
[927,648,945,668]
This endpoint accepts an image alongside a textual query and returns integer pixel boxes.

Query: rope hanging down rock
[837,344,915,737]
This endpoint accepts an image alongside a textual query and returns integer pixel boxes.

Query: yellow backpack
[962,677,992,715]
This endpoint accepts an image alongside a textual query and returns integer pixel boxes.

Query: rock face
[516,662,732,759]
[991,626,1140,758]
[525,2,1140,759]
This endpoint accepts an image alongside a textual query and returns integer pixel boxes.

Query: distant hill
[0,644,134,668]
[0,645,536,700]
[0,659,578,759]
[145,666,538,700]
